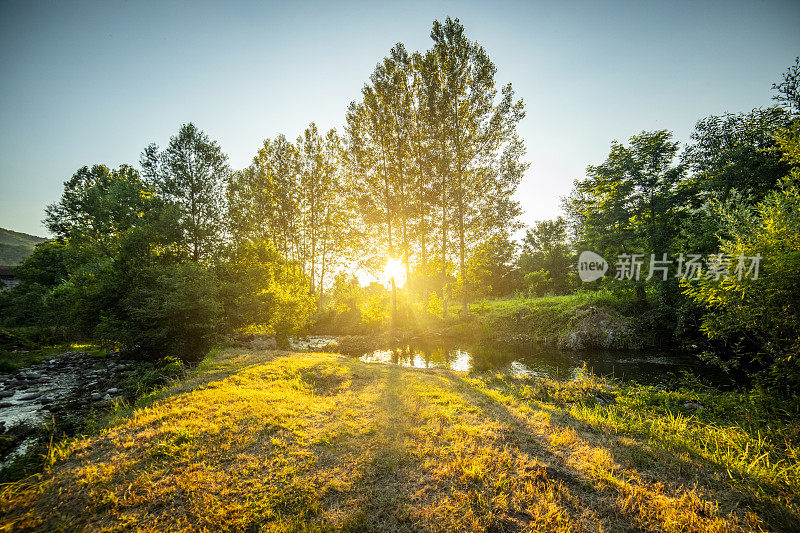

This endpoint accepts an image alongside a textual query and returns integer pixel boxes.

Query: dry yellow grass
[0,348,797,532]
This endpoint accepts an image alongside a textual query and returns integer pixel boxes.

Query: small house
[0,266,18,290]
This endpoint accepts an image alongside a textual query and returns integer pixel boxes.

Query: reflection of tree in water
[386,343,459,369]
[358,340,721,385]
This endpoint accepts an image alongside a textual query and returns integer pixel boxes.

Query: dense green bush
[97,263,222,362]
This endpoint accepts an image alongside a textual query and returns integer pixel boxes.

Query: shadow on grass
[460,375,800,532]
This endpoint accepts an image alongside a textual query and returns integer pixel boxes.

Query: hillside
[0,227,47,266]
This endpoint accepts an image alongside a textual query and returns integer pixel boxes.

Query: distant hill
[0,228,48,266]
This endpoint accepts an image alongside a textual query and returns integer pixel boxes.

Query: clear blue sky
[1,0,798,237]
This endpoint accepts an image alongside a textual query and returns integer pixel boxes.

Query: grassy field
[1,348,798,532]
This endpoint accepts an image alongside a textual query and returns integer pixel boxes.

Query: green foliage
[228,124,351,296]
[773,56,800,115]
[565,130,682,262]
[426,291,443,317]
[360,291,389,331]
[4,147,316,362]
[684,124,800,391]
[330,272,361,314]
[0,241,70,328]
[98,263,221,362]
[523,269,549,297]
[141,123,229,261]
[45,164,158,255]
[464,233,520,298]
[345,18,526,315]
[217,240,316,343]
[681,108,791,204]
[519,217,573,295]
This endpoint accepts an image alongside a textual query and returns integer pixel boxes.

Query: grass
[1,348,798,531]
[472,289,627,315]
[468,289,643,348]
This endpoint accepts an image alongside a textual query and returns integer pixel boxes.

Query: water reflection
[353,339,729,386]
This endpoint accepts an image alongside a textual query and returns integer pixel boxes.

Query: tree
[519,217,572,295]
[681,108,792,203]
[565,130,683,299]
[429,17,527,314]
[684,140,800,391]
[216,240,315,344]
[141,123,230,262]
[465,233,520,298]
[685,62,800,392]
[344,49,407,278]
[228,124,351,295]
[0,241,68,328]
[44,164,157,257]
[773,56,800,116]
[297,124,351,295]
[100,262,222,362]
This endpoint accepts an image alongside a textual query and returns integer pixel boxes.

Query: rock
[18,393,40,401]
[90,393,104,401]
[249,336,278,350]
[106,387,120,394]
[683,401,703,410]
[103,394,113,401]
[562,332,586,350]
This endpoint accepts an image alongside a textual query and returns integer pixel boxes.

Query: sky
[1,0,799,237]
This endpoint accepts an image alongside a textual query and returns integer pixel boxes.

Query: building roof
[0,266,18,278]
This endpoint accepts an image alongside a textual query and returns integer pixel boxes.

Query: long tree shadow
[305,362,432,532]
[451,373,799,532]
[442,373,648,531]
[534,400,800,531]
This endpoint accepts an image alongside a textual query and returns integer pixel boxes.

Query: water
[344,339,731,387]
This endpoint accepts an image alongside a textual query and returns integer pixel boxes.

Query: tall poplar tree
[429,17,527,314]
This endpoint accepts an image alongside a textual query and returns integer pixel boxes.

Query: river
[294,336,733,387]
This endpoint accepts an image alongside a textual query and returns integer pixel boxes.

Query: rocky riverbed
[0,352,152,473]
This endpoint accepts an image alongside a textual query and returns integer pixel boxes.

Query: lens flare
[384,258,405,286]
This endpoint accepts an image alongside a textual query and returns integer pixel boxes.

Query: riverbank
[0,350,183,482]
[2,348,798,531]
[469,291,645,349]
[323,290,668,354]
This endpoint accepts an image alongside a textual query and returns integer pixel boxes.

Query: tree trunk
[440,153,448,318]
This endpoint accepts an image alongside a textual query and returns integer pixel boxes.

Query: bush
[98,263,221,363]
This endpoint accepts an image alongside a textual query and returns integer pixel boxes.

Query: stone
[249,336,278,350]
[106,387,120,394]
[18,393,40,401]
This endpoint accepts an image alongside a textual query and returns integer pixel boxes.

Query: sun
[384,257,406,287]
